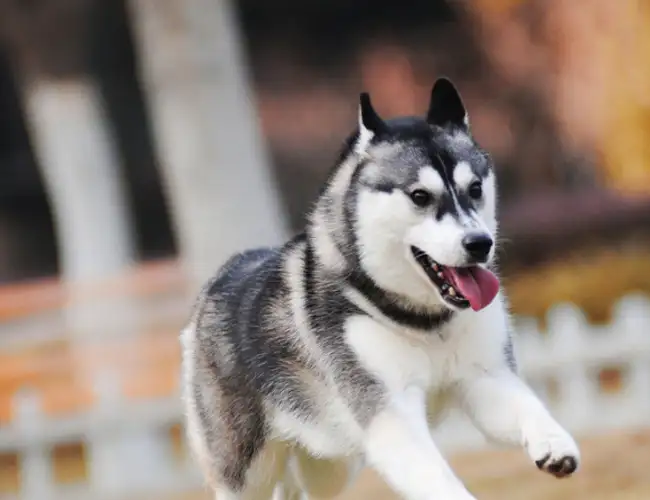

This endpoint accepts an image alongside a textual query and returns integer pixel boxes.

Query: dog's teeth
[449,287,456,296]
[437,272,444,279]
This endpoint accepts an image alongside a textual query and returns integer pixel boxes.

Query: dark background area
[0,0,647,285]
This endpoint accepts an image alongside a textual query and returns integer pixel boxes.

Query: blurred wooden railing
[0,259,185,323]
[0,259,189,424]
[500,187,650,273]
[0,332,181,423]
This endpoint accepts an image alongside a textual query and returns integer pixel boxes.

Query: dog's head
[341,78,500,312]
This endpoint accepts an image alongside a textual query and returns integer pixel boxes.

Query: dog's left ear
[426,77,469,130]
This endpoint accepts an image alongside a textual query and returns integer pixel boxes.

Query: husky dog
[181,78,580,500]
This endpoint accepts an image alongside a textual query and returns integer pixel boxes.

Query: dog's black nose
[462,232,493,262]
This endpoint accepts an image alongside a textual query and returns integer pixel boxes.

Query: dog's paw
[535,453,578,478]
[526,426,580,478]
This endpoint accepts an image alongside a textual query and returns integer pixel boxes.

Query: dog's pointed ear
[356,92,387,154]
[359,92,387,133]
[426,77,469,130]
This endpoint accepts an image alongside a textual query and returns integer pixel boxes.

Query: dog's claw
[536,453,578,478]
[535,453,550,470]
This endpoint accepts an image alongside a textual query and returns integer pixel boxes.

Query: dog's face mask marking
[352,78,500,312]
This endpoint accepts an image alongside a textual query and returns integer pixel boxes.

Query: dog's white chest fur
[345,294,510,395]
[271,300,510,459]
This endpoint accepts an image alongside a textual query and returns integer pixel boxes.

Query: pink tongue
[444,266,500,311]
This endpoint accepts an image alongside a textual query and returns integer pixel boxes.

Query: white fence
[0,372,202,500]
[1,294,650,499]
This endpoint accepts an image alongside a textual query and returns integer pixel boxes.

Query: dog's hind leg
[206,440,288,500]
[184,372,288,499]
[272,480,306,500]
[289,447,361,499]
[213,487,239,500]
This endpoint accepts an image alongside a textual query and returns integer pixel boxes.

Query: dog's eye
[468,181,483,200]
[410,189,433,207]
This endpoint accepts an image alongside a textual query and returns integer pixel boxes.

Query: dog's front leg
[459,370,580,478]
[364,386,475,500]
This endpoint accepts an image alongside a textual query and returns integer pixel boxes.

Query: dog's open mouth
[410,247,500,311]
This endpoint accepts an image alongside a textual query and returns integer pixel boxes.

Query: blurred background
[0,0,649,499]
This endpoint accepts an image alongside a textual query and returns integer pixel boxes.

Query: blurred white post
[87,372,127,495]
[14,390,53,500]
[128,0,288,288]
[21,78,140,342]
[87,371,174,495]
[22,78,136,282]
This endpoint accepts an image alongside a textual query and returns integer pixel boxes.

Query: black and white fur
[181,78,580,500]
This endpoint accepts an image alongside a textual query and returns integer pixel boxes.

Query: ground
[175,429,650,499]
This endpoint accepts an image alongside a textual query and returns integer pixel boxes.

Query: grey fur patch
[504,333,518,373]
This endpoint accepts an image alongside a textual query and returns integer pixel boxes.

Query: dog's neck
[305,214,455,332]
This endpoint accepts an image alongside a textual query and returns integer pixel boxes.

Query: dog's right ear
[356,93,387,154]
[426,77,469,130]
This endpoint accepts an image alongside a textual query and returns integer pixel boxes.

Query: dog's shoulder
[189,234,311,343]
